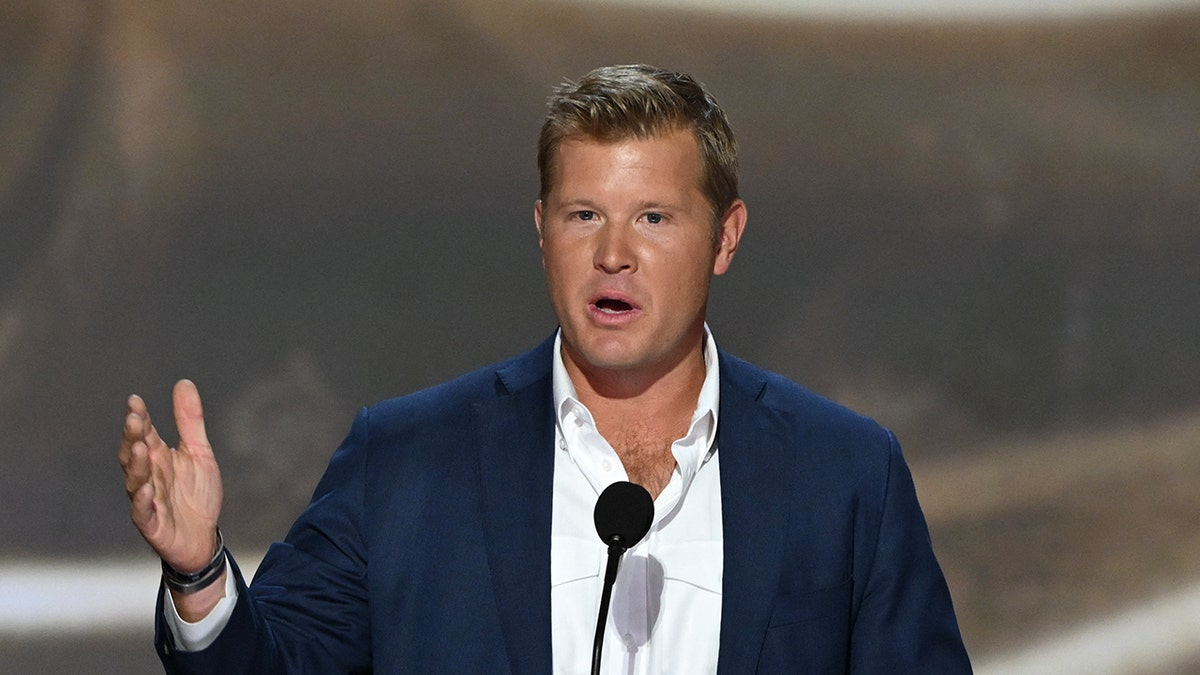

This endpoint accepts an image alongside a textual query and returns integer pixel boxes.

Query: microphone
[591,481,654,675]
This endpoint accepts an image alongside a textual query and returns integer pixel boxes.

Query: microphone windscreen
[593,481,654,550]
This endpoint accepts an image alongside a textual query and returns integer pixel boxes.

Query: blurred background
[2,0,1198,671]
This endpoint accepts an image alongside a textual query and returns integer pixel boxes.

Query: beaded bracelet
[161,528,227,595]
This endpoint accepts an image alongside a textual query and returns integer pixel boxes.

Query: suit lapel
[474,340,556,675]
[715,354,793,673]
[471,342,793,673]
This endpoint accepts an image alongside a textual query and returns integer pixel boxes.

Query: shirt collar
[550,326,721,470]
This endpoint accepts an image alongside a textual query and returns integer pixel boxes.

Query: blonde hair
[537,64,739,221]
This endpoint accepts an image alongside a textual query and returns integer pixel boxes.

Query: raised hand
[119,379,225,573]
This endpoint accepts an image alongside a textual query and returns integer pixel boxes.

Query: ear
[534,200,548,269]
[712,199,747,276]
[534,199,545,248]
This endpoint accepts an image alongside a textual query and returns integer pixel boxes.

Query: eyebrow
[632,200,679,212]
[555,198,601,211]
[553,199,683,212]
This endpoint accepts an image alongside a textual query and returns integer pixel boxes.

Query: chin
[577,347,639,372]
[566,334,643,371]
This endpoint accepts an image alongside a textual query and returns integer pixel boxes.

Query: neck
[561,332,707,417]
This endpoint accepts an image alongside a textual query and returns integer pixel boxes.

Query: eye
[574,210,596,221]
[644,212,663,224]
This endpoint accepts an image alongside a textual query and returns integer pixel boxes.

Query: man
[120,64,971,673]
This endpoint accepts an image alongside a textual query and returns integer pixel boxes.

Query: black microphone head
[593,481,654,551]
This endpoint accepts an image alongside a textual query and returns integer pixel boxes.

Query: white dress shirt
[550,329,723,675]
[167,330,725,673]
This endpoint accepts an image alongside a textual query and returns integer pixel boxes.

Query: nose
[593,222,637,274]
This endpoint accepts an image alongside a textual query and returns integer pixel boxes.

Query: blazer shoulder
[717,349,904,492]
[362,335,555,433]
[719,349,889,442]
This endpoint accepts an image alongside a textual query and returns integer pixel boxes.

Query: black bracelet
[162,528,227,595]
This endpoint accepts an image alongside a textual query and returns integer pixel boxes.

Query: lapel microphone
[591,481,654,675]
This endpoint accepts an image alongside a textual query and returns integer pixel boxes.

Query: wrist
[162,528,227,595]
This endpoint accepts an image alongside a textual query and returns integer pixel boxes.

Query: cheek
[657,264,703,306]
[664,245,717,286]
[543,239,589,274]
[541,248,578,293]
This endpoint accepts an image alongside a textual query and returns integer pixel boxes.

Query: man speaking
[119,64,971,673]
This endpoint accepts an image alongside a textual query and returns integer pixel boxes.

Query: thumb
[172,379,212,456]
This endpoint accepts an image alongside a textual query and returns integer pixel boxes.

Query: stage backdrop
[2,0,1198,670]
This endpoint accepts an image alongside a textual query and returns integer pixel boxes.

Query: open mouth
[594,298,634,314]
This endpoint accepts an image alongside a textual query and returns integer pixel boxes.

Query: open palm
[119,379,224,572]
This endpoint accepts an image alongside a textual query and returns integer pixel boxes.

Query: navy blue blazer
[156,336,971,673]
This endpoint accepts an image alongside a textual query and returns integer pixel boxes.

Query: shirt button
[559,439,567,451]
[622,633,634,646]
[601,460,611,471]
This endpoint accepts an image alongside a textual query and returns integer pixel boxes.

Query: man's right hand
[119,379,225,576]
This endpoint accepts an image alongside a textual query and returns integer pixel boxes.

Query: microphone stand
[590,481,652,675]
[591,535,627,675]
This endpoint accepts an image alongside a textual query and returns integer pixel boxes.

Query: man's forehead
[544,132,711,213]
[547,139,700,194]
[551,132,702,177]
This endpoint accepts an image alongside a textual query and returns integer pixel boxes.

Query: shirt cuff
[162,553,239,652]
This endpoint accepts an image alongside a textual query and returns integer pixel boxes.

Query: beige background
[2,0,1198,671]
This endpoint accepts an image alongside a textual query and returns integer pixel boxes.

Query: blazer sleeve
[849,431,972,673]
[155,408,374,675]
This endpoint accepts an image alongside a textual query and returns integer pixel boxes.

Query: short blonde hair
[537,64,739,221]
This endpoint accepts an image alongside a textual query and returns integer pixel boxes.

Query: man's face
[535,130,745,382]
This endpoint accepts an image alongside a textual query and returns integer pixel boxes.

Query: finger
[127,393,148,418]
[124,394,169,455]
[142,441,175,530]
[119,412,143,467]
[130,480,157,530]
[144,417,168,453]
[148,432,175,487]
[121,395,149,451]
[172,379,212,456]
[124,440,152,497]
